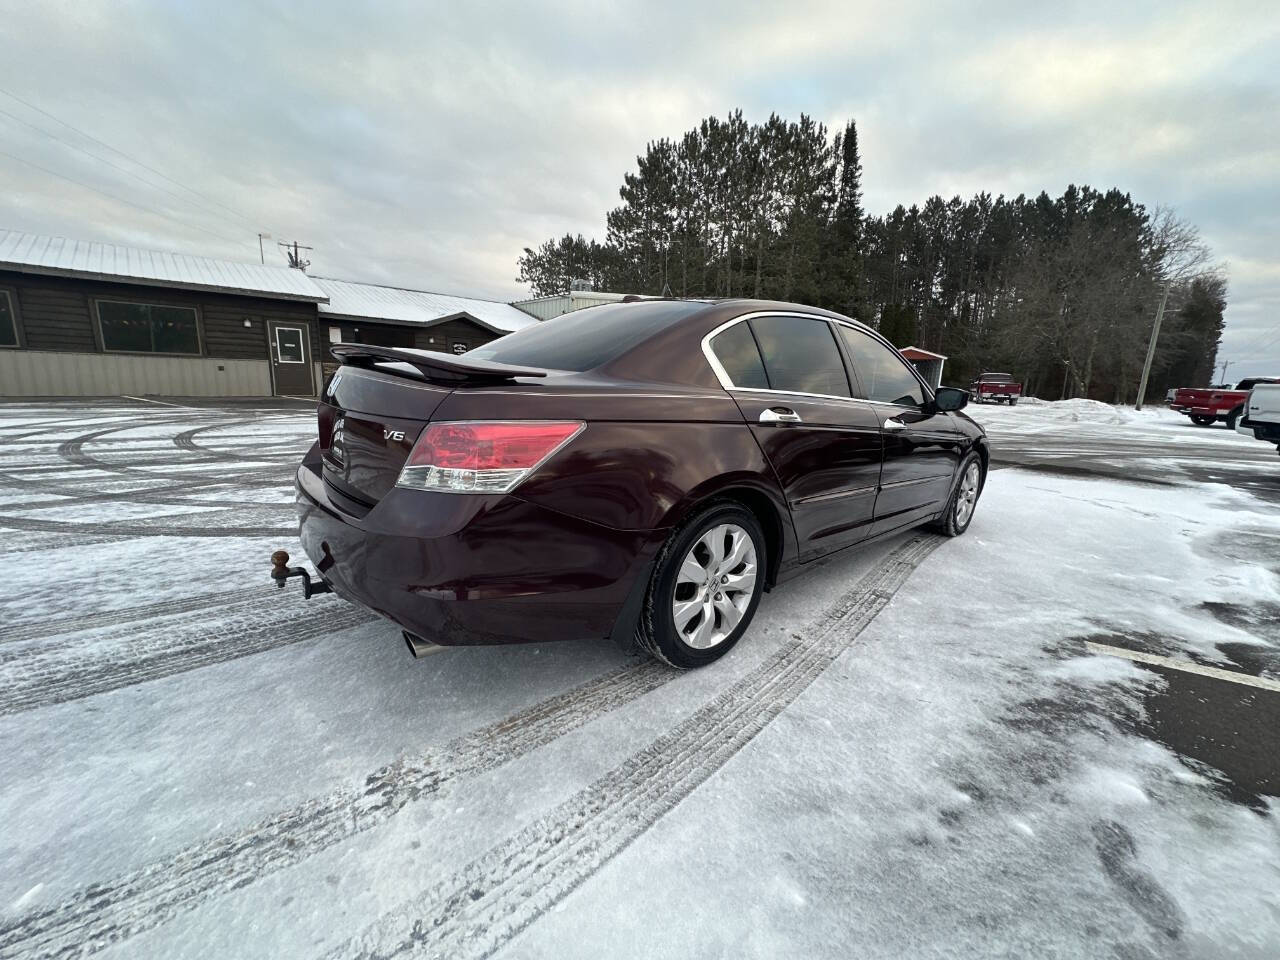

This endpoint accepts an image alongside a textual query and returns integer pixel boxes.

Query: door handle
[883,418,906,430]
[759,407,802,424]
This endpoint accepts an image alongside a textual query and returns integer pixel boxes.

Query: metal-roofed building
[898,346,947,389]
[0,230,328,398]
[309,277,539,381]
[510,290,636,321]
[0,231,327,302]
[0,228,614,400]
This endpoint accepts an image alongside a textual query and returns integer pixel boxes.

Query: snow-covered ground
[0,399,1277,959]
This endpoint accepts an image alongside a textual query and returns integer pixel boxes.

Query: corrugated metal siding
[0,350,272,397]
[0,230,326,302]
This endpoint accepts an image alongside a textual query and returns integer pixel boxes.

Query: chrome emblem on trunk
[329,416,346,466]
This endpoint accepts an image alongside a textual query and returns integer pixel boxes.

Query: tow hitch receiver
[270,550,333,599]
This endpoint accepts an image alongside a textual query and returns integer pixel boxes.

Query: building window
[0,289,20,347]
[96,300,201,355]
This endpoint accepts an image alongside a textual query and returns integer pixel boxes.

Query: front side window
[708,321,769,389]
[838,326,926,406]
[97,301,200,355]
[748,315,850,397]
[0,290,18,347]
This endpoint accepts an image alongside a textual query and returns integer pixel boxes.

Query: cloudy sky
[2,0,1277,375]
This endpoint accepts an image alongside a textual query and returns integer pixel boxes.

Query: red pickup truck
[1171,378,1280,429]
[968,372,1022,405]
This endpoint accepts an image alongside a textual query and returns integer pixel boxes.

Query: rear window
[467,303,693,372]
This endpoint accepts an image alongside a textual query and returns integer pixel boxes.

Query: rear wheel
[636,501,765,668]
[1009,397,1018,406]
[1226,407,1242,431]
[932,453,984,537]
[1190,415,1215,426]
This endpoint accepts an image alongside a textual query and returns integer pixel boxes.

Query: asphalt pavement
[982,404,1280,820]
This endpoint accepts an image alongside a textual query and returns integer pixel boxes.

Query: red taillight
[398,421,583,493]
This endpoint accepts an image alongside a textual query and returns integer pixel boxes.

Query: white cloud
[0,0,1275,369]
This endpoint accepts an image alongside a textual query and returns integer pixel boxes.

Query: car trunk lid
[319,346,549,505]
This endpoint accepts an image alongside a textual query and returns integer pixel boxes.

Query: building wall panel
[0,349,272,397]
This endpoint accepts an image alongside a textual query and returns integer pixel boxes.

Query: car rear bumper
[1238,418,1280,442]
[293,444,664,646]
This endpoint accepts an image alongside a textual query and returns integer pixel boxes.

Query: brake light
[396,421,584,493]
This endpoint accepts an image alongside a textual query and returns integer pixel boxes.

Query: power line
[0,148,256,251]
[0,106,261,237]
[0,86,260,230]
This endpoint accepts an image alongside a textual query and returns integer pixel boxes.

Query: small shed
[899,346,947,389]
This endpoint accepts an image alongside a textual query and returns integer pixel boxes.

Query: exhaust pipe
[403,631,447,659]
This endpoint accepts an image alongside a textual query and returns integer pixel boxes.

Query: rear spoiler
[330,344,547,385]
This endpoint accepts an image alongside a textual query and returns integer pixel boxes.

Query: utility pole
[1134,279,1172,412]
[277,240,313,271]
[1217,358,1232,385]
[258,232,271,264]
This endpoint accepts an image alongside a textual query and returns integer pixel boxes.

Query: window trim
[0,286,23,349]
[273,325,306,363]
[93,297,204,357]
[701,311,934,410]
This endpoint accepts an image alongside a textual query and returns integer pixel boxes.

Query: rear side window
[708,322,769,389]
[748,316,850,397]
[838,326,926,406]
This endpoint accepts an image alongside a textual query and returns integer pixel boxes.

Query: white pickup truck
[1235,383,1280,455]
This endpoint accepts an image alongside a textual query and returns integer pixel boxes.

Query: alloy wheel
[671,523,758,649]
[955,461,980,526]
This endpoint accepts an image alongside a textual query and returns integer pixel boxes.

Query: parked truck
[969,372,1022,405]
[1171,378,1280,429]
[1235,383,1280,455]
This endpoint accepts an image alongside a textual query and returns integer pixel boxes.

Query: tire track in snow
[0,467,292,512]
[0,589,253,644]
[0,600,375,716]
[330,534,942,960]
[0,531,134,557]
[0,512,294,539]
[0,661,678,960]
[53,424,293,486]
[172,423,304,463]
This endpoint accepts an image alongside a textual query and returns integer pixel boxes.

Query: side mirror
[934,387,968,412]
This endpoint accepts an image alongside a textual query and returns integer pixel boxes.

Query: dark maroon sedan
[289,299,987,667]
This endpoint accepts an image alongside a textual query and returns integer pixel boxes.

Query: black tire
[1190,415,1216,427]
[1226,407,1242,432]
[1009,397,1018,406]
[932,452,984,537]
[635,500,766,668]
